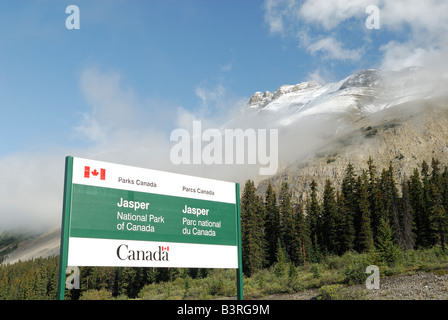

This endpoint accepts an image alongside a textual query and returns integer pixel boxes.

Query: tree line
[241,157,448,276]
[0,256,59,299]
[0,254,211,299]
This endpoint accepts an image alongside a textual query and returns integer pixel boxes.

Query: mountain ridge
[246,67,447,125]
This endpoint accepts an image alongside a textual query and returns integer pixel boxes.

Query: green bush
[310,264,322,279]
[317,284,344,300]
[342,252,374,285]
[80,288,112,300]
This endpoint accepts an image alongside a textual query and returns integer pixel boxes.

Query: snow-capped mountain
[245,68,448,128]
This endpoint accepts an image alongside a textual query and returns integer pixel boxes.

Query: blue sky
[0,0,379,155]
[1,0,447,229]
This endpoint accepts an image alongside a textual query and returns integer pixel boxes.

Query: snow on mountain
[246,68,447,128]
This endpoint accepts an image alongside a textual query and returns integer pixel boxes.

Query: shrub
[317,284,343,300]
[310,264,322,279]
[80,288,112,300]
[342,252,374,285]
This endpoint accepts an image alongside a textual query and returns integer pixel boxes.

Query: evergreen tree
[421,160,435,247]
[428,158,448,249]
[340,162,357,251]
[336,191,355,253]
[379,164,402,246]
[241,180,265,276]
[431,158,442,190]
[409,167,428,248]
[427,181,448,249]
[367,157,382,242]
[307,179,322,261]
[264,182,280,266]
[341,163,358,214]
[279,182,300,264]
[356,172,374,252]
[441,166,448,217]
[376,217,399,265]
[401,177,415,250]
[119,267,138,297]
[321,179,338,254]
[294,202,311,264]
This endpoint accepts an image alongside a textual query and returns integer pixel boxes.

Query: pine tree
[294,202,311,264]
[401,177,415,250]
[356,172,374,252]
[409,167,428,248]
[376,217,399,265]
[341,162,357,252]
[279,182,300,264]
[431,158,442,190]
[428,158,448,249]
[264,182,280,266]
[421,160,435,247]
[241,180,265,276]
[342,163,357,214]
[336,191,355,253]
[307,179,322,261]
[367,157,381,242]
[427,181,447,249]
[321,179,338,254]
[441,166,448,217]
[379,164,402,246]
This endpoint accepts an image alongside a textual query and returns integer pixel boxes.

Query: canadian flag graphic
[84,166,106,180]
[161,246,169,252]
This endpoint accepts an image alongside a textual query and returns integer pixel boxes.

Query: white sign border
[72,157,236,204]
[68,237,238,268]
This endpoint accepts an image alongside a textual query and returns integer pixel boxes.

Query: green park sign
[57,156,243,299]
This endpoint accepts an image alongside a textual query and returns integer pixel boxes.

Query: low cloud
[0,152,65,230]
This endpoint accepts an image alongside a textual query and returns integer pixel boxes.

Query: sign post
[235,182,243,300]
[57,156,243,300]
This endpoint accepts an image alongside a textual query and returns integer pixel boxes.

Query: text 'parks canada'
[118,177,157,187]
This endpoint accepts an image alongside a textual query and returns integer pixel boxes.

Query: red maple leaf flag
[84,166,106,180]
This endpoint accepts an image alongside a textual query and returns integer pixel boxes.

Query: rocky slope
[1,226,60,265]
[257,98,448,199]
[264,271,448,300]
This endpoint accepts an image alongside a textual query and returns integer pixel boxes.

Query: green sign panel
[70,184,237,245]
